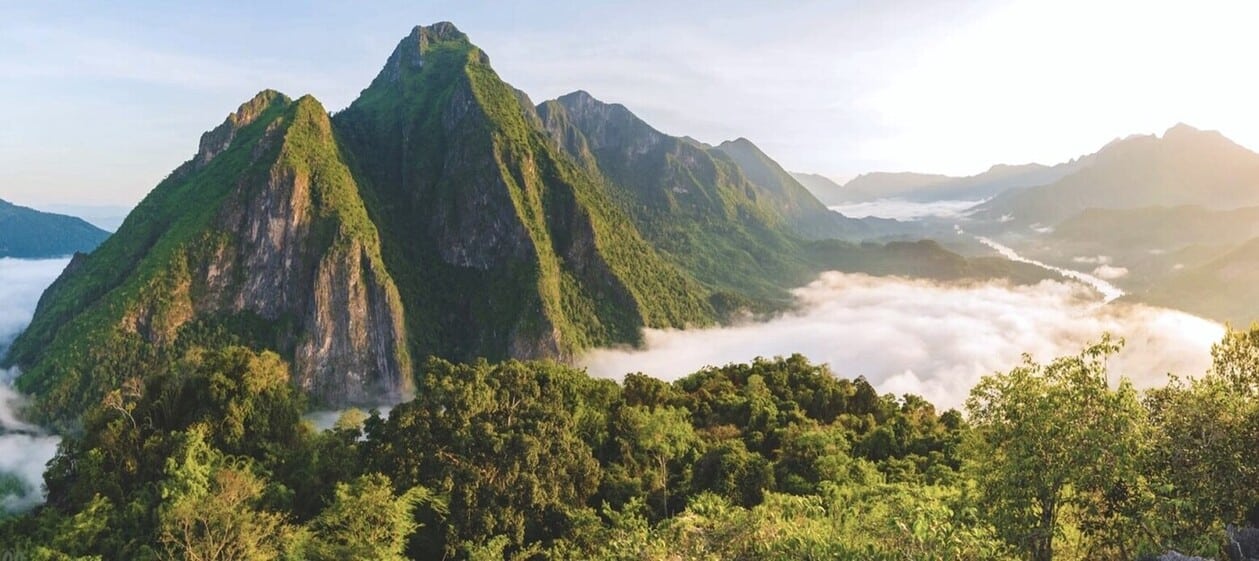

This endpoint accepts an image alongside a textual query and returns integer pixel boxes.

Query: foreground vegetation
[2,328,1257,560]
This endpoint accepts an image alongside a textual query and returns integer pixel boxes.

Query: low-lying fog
[583,272,1224,410]
[0,257,69,512]
[829,199,985,221]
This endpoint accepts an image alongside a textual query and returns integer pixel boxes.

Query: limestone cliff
[8,91,411,419]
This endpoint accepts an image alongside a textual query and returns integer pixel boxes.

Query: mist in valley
[583,271,1224,410]
[0,258,68,512]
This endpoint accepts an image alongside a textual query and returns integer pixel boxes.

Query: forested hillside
[3,330,1256,560]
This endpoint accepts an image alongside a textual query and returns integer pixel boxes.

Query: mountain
[0,198,110,258]
[535,91,814,300]
[838,172,952,202]
[1137,236,1259,326]
[535,91,918,300]
[790,172,846,205]
[7,90,417,419]
[713,137,878,239]
[35,204,134,232]
[837,160,1087,204]
[6,23,1052,423]
[8,24,717,422]
[330,25,712,362]
[972,124,1259,227]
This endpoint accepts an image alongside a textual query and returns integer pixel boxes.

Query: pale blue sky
[3,0,1258,206]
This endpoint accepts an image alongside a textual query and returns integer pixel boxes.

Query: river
[971,235,1125,302]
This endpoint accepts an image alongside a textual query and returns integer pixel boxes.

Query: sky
[3,0,1259,206]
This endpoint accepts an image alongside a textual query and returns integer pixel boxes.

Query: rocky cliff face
[8,91,411,418]
[189,95,410,404]
[332,23,712,364]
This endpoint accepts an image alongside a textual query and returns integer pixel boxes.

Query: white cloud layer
[1074,255,1113,265]
[829,199,985,221]
[0,371,60,513]
[582,273,1224,410]
[1093,265,1130,280]
[0,257,69,353]
[0,258,69,513]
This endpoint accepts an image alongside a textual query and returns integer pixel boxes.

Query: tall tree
[303,474,434,561]
[965,338,1148,561]
[157,428,297,561]
[1144,327,1259,551]
[362,358,602,557]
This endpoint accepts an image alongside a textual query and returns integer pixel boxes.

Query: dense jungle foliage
[2,328,1257,561]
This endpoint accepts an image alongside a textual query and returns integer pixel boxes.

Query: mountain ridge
[0,198,110,258]
[972,123,1259,226]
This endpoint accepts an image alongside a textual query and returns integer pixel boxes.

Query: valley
[2,8,1259,561]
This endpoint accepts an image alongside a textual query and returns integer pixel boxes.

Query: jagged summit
[370,22,479,87]
[192,89,291,168]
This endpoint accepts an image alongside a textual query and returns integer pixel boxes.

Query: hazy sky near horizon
[3,0,1258,206]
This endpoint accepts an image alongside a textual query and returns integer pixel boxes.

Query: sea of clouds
[829,199,986,221]
[582,272,1224,410]
[0,257,69,512]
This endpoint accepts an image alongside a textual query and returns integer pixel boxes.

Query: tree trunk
[1032,497,1056,561]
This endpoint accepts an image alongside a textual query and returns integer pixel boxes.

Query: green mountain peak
[9,24,1045,424]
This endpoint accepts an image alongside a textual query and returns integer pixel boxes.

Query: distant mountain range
[970,124,1259,227]
[795,161,1087,205]
[957,125,1259,325]
[789,172,846,205]
[5,23,1047,423]
[791,122,1259,326]
[34,204,134,232]
[0,198,109,258]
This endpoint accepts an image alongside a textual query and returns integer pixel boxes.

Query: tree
[613,405,699,516]
[1144,327,1259,551]
[773,423,854,495]
[1209,327,1259,395]
[304,474,435,561]
[965,337,1149,561]
[362,358,603,557]
[691,439,774,506]
[157,428,298,561]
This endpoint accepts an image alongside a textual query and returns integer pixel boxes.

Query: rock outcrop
[1227,526,1259,561]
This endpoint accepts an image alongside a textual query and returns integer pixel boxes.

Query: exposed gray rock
[1139,552,1212,561]
[194,90,287,169]
[1226,525,1259,561]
